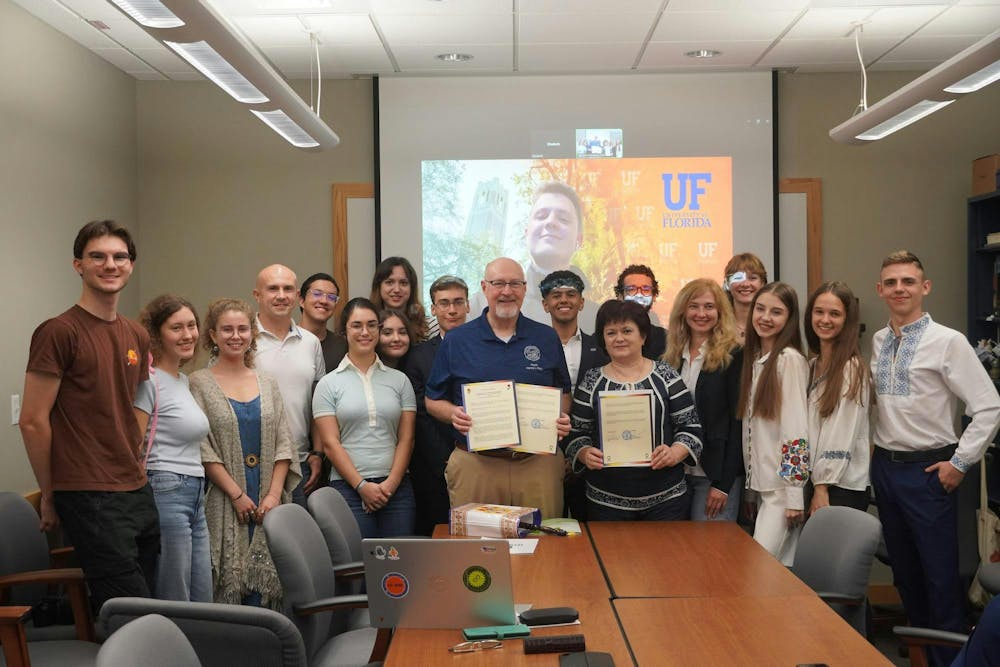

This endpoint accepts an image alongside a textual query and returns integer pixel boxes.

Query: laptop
[362,538,517,629]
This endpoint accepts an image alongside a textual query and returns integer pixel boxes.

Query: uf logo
[661,173,712,211]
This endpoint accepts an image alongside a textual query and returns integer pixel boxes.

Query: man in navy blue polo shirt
[426,257,572,518]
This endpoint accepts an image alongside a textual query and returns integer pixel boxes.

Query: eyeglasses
[449,640,502,653]
[486,280,527,290]
[85,252,132,266]
[434,298,467,309]
[347,322,379,332]
[623,284,653,296]
[308,289,340,304]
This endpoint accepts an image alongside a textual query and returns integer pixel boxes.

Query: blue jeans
[330,475,416,538]
[687,475,743,521]
[148,471,212,603]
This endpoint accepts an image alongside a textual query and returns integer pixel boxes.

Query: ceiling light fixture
[830,28,1000,145]
[107,0,339,150]
[435,53,474,62]
[685,49,721,59]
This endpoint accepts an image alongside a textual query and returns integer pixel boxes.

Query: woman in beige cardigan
[189,298,299,609]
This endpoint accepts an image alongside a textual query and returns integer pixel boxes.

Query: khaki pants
[445,448,565,519]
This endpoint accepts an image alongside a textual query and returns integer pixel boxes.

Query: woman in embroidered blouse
[738,282,810,565]
[370,256,432,341]
[665,279,744,521]
[313,298,417,538]
[376,308,413,370]
[565,300,702,521]
[188,299,299,609]
[723,253,767,342]
[805,281,872,515]
[134,295,211,602]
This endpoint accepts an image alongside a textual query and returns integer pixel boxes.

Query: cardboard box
[449,503,541,538]
[973,154,1000,196]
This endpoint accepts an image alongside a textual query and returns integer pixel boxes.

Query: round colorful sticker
[463,565,491,593]
[381,572,409,599]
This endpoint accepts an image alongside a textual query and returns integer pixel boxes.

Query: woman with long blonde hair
[666,278,743,521]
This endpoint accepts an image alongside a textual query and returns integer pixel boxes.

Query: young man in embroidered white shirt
[870,250,1000,667]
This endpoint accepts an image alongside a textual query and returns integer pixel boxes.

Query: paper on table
[463,380,520,451]
[509,383,561,454]
[482,537,540,555]
[598,390,654,467]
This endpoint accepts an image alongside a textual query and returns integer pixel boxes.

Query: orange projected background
[422,157,733,325]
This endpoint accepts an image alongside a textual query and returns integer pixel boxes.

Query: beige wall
[136,78,373,313]
[779,71,1000,352]
[3,2,1000,499]
[0,0,138,493]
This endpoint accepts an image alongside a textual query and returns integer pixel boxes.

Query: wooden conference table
[382,522,891,666]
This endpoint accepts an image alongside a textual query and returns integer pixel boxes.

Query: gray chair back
[97,614,200,667]
[0,492,52,607]
[263,503,343,661]
[306,488,363,594]
[98,597,307,667]
[792,505,882,635]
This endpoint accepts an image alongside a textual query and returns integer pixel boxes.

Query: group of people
[18,216,1000,667]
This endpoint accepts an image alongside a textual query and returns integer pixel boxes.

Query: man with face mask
[614,264,666,360]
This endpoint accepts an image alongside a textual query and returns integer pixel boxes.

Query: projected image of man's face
[526,192,580,270]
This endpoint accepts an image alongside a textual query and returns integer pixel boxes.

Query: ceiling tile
[518,12,658,43]
[858,5,949,37]
[641,40,773,67]
[99,18,162,50]
[130,47,197,74]
[759,35,900,66]
[263,44,394,75]
[377,13,511,44]
[129,71,167,80]
[370,0,511,15]
[518,43,642,71]
[166,72,208,81]
[232,16,314,47]
[10,0,119,49]
[784,7,876,39]
[879,34,987,61]
[521,0,665,12]
[92,47,158,73]
[917,4,1000,35]
[392,44,512,70]
[59,0,134,23]
[867,59,939,71]
[668,0,808,9]
[300,14,383,44]
[654,10,800,41]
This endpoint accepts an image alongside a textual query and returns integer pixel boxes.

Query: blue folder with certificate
[598,389,654,467]
[462,380,561,454]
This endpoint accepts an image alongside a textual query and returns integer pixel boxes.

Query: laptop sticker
[382,572,409,599]
[388,547,400,560]
[374,546,386,560]
[463,565,492,593]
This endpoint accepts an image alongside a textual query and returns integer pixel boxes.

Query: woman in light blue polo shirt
[313,297,417,538]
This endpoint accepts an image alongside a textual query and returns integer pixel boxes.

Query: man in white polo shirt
[871,250,1000,667]
[253,264,326,506]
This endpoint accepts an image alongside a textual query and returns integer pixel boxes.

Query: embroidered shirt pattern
[875,314,929,397]
[779,438,810,483]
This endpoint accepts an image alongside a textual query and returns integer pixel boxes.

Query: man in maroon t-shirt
[19,220,158,609]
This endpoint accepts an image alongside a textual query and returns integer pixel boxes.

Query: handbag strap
[142,354,160,470]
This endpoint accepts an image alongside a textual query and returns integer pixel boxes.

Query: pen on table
[519,522,568,536]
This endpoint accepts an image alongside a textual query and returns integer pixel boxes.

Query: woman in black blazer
[665,278,744,521]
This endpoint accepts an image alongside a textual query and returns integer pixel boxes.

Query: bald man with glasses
[425,258,572,518]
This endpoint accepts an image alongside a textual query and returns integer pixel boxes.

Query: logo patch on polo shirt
[523,345,541,362]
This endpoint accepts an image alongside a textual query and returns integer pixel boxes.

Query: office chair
[99,598,307,667]
[791,505,882,636]
[263,504,386,667]
[96,615,199,667]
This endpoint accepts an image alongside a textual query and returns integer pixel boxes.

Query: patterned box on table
[449,503,541,538]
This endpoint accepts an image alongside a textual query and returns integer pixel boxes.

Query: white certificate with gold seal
[509,383,561,455]
[462,380,520,451]
[598,390,654,467]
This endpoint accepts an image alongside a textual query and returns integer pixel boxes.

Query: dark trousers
[871,450,965,667]
[409,467,451,536]
[587,493,688,521]
[54,484,160,611]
